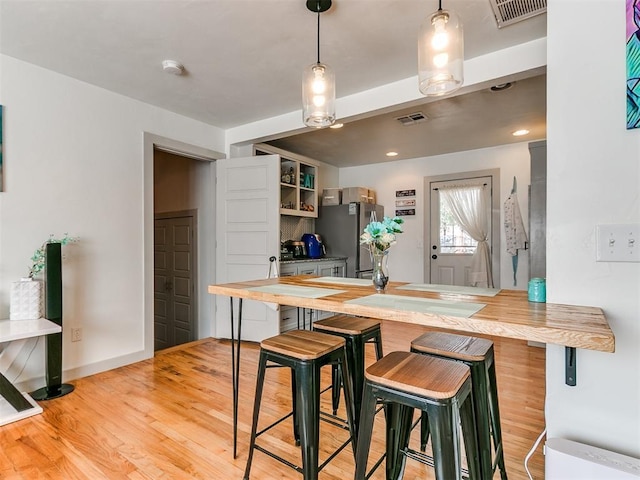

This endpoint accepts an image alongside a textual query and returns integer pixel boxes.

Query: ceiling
[0,0,547,167]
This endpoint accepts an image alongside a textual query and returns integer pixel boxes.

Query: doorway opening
[424,169,501,287]
[144,132,224,357]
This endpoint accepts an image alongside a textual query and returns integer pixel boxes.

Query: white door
[430,176,493,286]
[215,155,280,342]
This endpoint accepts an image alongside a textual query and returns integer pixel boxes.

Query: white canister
[10,278,44,319]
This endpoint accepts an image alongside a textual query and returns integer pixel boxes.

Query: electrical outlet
[71,327,82,342]
[596,224,640,262]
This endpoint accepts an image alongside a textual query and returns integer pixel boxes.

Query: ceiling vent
[488,0,546,28]
[396,112,428,126]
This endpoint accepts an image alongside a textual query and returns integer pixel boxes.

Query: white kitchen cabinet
[317,262,346,278]
[254,143,319,218]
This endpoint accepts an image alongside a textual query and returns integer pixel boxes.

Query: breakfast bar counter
[209,275,614,353]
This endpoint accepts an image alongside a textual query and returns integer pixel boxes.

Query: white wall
[546,0,640,457]
[339,142,532,288]
[0,55,225,387]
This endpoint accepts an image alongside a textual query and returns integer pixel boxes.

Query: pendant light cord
[438,0,442,11]
[316,8,321,63]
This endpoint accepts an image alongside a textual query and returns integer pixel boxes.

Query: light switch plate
[596,224,640,262]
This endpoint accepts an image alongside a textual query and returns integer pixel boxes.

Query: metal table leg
[230,297,243,458]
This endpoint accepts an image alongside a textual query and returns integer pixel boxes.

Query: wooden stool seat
[314,315,381,335]
[261,329,346,360]
[411,331,492,362]
[355,351,482,480]
[365,351,470,400]
[411,331,508,480]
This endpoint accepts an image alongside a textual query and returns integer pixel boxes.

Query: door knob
[431,254,437,260]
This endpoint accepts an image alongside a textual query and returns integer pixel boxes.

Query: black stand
[31,243,74,400]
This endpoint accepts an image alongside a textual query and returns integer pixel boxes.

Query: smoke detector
[162,60,184,75]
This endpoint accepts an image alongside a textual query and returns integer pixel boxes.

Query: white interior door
[430,176,492,285]
[215,155,280,342]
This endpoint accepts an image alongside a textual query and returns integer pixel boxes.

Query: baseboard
[14,349,152,393]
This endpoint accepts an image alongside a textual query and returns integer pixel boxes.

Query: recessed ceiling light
[386,151,398,157]
[329,123,344,129]
[512,129,530,136]
[162,60,184,75]
[490,82,513,92]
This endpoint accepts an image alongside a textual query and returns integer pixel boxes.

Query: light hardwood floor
[0,321,545,479]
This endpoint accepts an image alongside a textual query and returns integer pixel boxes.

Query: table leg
[230,297,243,458]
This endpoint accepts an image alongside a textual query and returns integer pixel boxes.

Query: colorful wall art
[627,0,640,129]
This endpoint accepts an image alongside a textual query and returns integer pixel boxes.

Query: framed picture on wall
[396,199,416,207]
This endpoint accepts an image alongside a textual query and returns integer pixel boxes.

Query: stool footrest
[254,444,303,474]
[402,448,470,479]
[318,437,353,472]
[319,410,349,430]
[493,442,504,473]
[256,411,294,438]
[253,429,353,476]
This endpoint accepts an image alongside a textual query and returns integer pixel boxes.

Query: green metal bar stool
[313,314,383,434]
[243,329,357,480]
[355,351,482,480]
[411,331,508,480]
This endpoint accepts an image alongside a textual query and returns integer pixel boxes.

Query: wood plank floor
[0,321,546,479]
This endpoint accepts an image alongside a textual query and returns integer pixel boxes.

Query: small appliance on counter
[301,233,325,259]
[283,240,307,259]
[280,242,293,261]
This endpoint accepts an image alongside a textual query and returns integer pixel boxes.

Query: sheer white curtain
[439,185,493,288]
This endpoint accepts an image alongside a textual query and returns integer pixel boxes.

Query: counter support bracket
[565,347,577,386]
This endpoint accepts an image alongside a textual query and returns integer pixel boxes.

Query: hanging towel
[504,183,528,286]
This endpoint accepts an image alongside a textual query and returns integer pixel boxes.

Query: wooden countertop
[208,275,615,353]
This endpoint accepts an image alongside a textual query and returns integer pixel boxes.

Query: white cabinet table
[0,318,61,426]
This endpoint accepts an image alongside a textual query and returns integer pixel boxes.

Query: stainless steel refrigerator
[315,202,384,278]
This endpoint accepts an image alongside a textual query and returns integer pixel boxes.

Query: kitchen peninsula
[209,274,614,457]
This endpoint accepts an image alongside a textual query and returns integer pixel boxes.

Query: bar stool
[313,314,384,432]
[243,330,356,480]
[355,351,482,480]
[411,331,507,480]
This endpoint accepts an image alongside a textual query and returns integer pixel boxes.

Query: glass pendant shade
[418,7,463,96]
[302,62,336,128]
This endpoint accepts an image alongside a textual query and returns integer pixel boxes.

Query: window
[439,200,477,254]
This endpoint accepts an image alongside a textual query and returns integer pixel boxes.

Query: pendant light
[418,0,464,96]
[302,0,336,128]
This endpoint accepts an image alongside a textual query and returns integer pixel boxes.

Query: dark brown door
[154,215,196,350]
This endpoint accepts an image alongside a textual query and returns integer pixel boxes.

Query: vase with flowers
[27,234,78,279]
[10,233,78,320]
[359,216,404,292]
